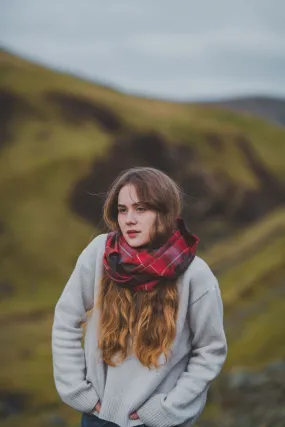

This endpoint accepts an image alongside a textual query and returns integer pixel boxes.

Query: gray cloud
[1,0,285,100]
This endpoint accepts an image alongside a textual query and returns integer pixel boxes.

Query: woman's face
[117,184,157,248]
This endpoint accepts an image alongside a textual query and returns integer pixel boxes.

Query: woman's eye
[137,206,146,212]
[118,208,126,213]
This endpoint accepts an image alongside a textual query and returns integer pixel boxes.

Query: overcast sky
[1,0,285,101]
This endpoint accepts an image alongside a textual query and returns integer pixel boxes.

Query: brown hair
[96,167,183,369]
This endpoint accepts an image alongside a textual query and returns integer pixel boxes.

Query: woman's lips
[127,231,140,238]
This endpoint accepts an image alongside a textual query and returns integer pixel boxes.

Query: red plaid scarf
[103,218,199,292]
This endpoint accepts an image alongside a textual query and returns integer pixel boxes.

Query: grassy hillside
[0,49,285,426]
[206,206,285,368]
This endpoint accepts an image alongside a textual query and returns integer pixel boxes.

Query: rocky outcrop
[0,89,40,147]
[45,91,123,132]
[198,360,285,427]
[69,131,285,241]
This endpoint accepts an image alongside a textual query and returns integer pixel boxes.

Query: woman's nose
[126,211,137,224]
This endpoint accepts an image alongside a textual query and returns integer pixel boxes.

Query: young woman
[52,167,227,427]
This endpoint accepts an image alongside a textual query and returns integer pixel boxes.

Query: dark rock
[45,91,123,133]
[227,369,250,389]
[42,413,67,426]
[68,130,285,243]
[0,89,42,147]
[228,369,269,389]
[201,360,285,427]
[234,135,285,223]
[69,131,238,237]
[0,390,29,419]
[206,133,224,152]
[0,280,15,298]
[265,359,285,372]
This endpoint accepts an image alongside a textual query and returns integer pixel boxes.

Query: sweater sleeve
[51,243,100,413]
[137,266,227,427]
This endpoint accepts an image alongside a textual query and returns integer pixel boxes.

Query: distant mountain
[204,96,285,127]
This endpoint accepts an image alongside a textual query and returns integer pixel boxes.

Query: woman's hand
[92,401,139,420]
[95,401,101,412]
[129,411,139,420]
[90,400,101,413]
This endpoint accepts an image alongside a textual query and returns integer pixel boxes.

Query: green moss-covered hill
[0,49,285,427]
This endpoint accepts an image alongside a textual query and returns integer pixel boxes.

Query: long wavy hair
[95,167,183,369]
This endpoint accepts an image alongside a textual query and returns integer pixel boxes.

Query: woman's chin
[127,240,144,248]
[125,235,148,248]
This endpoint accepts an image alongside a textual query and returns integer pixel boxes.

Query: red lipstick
[127,230,140,238]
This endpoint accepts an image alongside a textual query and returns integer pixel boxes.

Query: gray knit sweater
[52,234,227,427]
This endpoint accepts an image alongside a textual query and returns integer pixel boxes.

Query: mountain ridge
[203,95,285,127]
[1,46,284,127]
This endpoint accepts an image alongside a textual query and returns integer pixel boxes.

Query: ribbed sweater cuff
[137,393,177,427]
[67,386,99,413]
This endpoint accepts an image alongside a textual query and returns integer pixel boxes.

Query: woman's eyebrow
[117,202,141,207]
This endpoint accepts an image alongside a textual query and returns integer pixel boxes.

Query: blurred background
[0,1,285,426]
